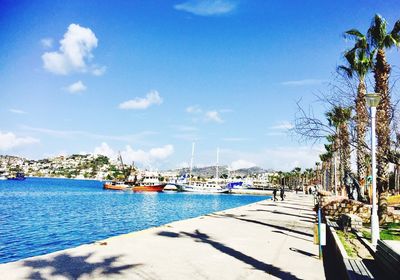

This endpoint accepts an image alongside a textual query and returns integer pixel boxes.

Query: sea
[0,177,269,264]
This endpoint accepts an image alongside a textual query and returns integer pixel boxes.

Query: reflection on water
[0,178,268,264]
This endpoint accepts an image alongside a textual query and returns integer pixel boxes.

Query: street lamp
[366,92,380,246]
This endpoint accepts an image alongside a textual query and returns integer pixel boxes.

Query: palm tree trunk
[356,79,368,201]
[374,48,391,223]
[340,123,351,175]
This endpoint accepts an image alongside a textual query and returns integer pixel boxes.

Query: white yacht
[181,144,230,194]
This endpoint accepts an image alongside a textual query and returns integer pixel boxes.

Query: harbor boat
[8,172,26,181]
[132,171,166,192]
[180,144,230,194]
[182,180,230,193]
[103,158,166,192]
[103,181,131,191]
[132,184,165,192]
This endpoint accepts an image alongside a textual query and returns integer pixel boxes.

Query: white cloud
[174,0,237,16]
[281,79,327,86]
[259,146,324,170]
[222,145,324,171]
[205,110,224,123]
[93,142,174,166]
[92,65,107,76]
[270,121,294,130]
[21,125,156,143]
[186,106,229,123]
[9,109,27,114]
[67,80,87,93]
[186,105,202,114]
[119,90,163,110]
[149,145,174,159]
[93,142,115,159]
[40,38,53,49]
[0,131,39,151]
[42,24,103,75]
[231,159,256,170]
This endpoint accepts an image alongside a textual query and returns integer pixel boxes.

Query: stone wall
[320,196,372,223]
[319,195,400,223]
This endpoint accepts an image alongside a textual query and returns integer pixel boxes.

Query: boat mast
[118,151,126,180]
[189,142,195,185]
[216,147,219,180]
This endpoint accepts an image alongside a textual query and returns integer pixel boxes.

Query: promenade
[0,193,325,279]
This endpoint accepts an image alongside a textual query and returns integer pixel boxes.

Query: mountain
[169,165,269,178]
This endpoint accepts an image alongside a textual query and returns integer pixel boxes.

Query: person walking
[273,187,278,201]
[280,186,285,201]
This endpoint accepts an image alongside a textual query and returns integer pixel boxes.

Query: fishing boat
[8,172,26,181]
[103,154,166,192]
[103,181,132,190]
[132,171,166,192]
[132,184,165,192]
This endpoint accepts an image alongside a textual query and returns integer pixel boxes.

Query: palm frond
[368,14,387,48]
[337,65,353,78]
[344,29,365,40]
[390,20,400,37]
[383,34,396,48]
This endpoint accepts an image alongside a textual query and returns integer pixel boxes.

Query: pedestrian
[273,187,277,201]
[280,186,285,201]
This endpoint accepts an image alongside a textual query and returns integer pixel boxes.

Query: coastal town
[0,154,277,186]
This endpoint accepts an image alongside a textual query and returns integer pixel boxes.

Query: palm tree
[320,143,334,192]
[304,168,314,186]
[315,162,321,185]
[326,106,352,195]
[340,29,373,200]
[319,152,331,191]
[367,14,400,221]
[292,167,301,189]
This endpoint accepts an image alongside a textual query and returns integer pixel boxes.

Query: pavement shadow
[248,209,314,219]
[212,213,313,238]
[289,247,318,258]
[259,203,314,213]
[299,218,315,223]
[22,252,139,279]
[157,229,302,280]
[270,230,312,243]
[277,201,314,208]
[275,204,315,213]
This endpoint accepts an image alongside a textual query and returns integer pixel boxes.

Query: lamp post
[366,92,380,246]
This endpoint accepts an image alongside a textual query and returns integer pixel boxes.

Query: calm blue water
[0,177,269,264]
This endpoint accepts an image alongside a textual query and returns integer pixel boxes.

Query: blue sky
[1,0,399,171]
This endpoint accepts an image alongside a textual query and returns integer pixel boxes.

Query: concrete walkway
[0,193,325,279]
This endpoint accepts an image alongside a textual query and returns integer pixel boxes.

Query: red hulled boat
[132,184,166,192]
